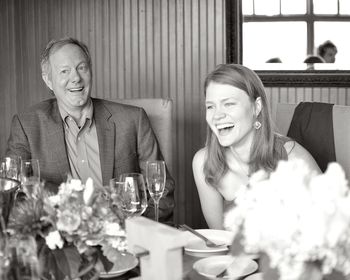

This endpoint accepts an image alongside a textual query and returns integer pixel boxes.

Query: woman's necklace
[230,147,250,178]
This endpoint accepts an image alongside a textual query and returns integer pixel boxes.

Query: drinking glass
[0,234,10,280]
[109,179,128,220]
[117,173,148,217]
[20,159,40,198]
[0,156,21,180]
[145,160,166,222]
[0,178,21,231]
[5,235,40,280]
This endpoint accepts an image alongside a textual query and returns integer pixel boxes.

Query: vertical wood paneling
[268,87,350,125]
[1,0,226,228]
[0,0,16,155]
[2,0,350,228]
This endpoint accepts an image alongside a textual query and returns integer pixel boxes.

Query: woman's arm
[284,141,321,174]
[192,148,225,229]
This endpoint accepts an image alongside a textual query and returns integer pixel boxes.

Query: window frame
[226,0,350,87]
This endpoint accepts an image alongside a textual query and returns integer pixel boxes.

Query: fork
[215,258,235,278]
[179,224,226,248]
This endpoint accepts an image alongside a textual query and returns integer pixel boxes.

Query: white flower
[56,209,81,233]
[42,177,126,258]
[83,178,94,205]
[47,194,60,206]
[45,230,64,250]
[224,159,350,277]
[57,179,84,199]
[69,179,85,191]
[104,222,122,236]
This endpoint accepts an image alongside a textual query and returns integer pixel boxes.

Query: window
[242,0,350,68]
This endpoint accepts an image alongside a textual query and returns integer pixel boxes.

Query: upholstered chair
[276,102,350,179]
[114,98,173,174]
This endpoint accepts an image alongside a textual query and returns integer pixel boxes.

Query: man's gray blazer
[6,98,175,222]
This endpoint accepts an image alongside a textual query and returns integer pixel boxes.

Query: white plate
[244,272,264,280]
[193,255,258,279]
[99,251,138,278]
[184,229,233,257]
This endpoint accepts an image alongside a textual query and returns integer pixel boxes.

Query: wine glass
[5,235,40,280]
[0,156,21,180]
[145,160,166,222]
[0,178,21,231]
[20,159,40,199]
[117,173,148,218]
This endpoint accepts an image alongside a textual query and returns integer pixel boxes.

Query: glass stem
[155,201,159,222]
[0,209,6,237]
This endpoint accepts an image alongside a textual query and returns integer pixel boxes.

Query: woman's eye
[61,69,69,75]
[225,102,235,107]
[206,105,214,110]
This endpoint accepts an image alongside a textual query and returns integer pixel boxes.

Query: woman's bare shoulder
[284,140,309,156]
[193,147,207,165]
[284,140,321,173]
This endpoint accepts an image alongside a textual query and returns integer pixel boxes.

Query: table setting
[0,156,234,280]
[2,157,350,280]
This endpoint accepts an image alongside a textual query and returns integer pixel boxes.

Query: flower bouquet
[224,159,350,280]
[5,178,127,280]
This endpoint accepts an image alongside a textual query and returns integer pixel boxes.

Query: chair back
[114,98,173,173]
[276,102,350,179]
[275,103,298,136]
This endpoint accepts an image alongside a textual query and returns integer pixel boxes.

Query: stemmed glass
[116,173,148,218]
[20,159,40,199]
[0,156,21,180]
[145,160,166,222]
[0,235,40,280]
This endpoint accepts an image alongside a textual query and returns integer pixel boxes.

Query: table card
[126,217,188,280]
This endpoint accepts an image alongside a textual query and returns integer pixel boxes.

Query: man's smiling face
[44,43,92,113]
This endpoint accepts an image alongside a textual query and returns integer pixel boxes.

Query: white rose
[105,222,121,236]
[45,230,64,250]
[70,179,84,191]
[48,194,60,206]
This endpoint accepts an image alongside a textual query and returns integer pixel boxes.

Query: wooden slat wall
[266,87,350,123]
[2,0,350,228]
[1,0,225,228]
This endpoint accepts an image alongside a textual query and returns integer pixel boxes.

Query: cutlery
[215,257,235,278]
[179,224,226,248]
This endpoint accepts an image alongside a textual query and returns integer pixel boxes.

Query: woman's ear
[255,97,262,117]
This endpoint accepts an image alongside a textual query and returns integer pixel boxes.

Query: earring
[254,121,262,130]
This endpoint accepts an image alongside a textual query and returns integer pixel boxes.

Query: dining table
[100,216,261,280]
[99,252,207,279]
[98,251,259,280]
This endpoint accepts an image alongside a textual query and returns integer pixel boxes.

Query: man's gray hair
[40,37,92,75]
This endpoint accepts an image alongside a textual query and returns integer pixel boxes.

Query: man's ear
[255,97,262,117]
[42,73,53,91]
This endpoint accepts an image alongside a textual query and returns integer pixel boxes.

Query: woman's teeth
[216,124,235,135]
[216,124,234,130]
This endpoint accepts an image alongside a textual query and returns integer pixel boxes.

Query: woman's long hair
[203,64,285,187]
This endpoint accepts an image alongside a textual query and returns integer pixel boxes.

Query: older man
[6,37,175,222]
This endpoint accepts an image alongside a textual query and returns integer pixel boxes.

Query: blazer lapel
[47,103,71,182]
[93,99,115,186]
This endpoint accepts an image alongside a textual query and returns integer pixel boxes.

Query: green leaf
[96,246,114,272]
[52,245,82,279]
[39,247,65,280]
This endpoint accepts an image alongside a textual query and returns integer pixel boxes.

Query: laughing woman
[192,64,320,229]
